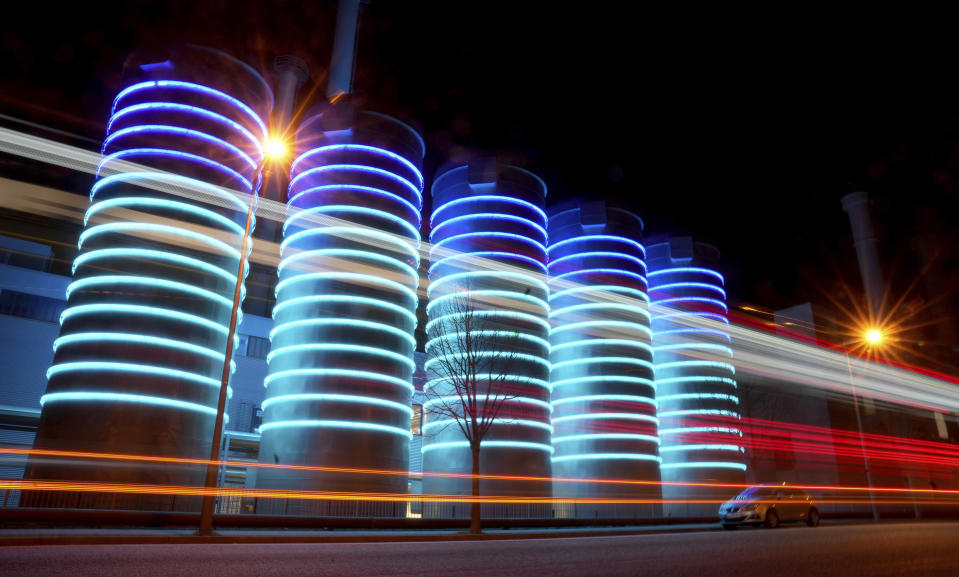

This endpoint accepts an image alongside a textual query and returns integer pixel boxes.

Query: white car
[719,485,820,529]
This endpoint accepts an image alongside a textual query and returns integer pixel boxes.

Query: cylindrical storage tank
[256,103,424,513]
[423,160,552,518]
[647,237,745,517]
[24,45,272,511]
[548,201,660,519]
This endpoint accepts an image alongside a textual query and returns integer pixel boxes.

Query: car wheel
[722,524,738,530]
[764,509,779,529]
[807,508,820,527]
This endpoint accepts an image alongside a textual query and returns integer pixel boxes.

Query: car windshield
[734,487,776,500]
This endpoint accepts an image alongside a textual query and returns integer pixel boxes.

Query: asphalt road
[1,521,957,576]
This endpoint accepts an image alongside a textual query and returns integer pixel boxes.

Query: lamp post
[841,335,879,522]
[198,141,285,535]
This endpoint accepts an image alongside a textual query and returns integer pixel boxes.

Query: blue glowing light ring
[266,343,416,369]
[426,331,550,354]
[547,235,645,258]
[551,413,659,425]
[655,376,738,389]
[421,441,553,454]
[547,251,647,272]
[423,418,552,434]
[430,232,547,259]
[108,102,263,153]
[260,393,413,415]
[426,290,549,316]
[289,164,421,203]
[657,393,739,404]
[431,195,547,228]
[424,395,552,412]
[283,205,421,239]
[431,213,548,245]
[427,270,548,297]
[648,267,724,284]
[549,285,648,303]
[287,185,421,218]
[96,150,254,193]
[274,272,417,303]
[271,295,417,324]
[425,351,551,371]
[551,375,655,389]
[40,392,223,419]
[270,318,416,347]
[263,368,413,392]
[53,332,231,365]
[291,144,424,188]
[424,374,551,392]
[551,453,660,464]
[47,361,222,389]
[78,222,241,260]
[73,248,236,283]
[657,409,741,419]
[549,320,653,338]
[258,419,412,439]
[551,394,657,407]
[652,297,729,313]
[551,357,654,372]
[550,338,653,355]
[281,227,419,263]
[102,125,258,172]
[85,197,245,235]
[429,251,548,275]
[426,310,551,333]
[60,303,232,336]
[277,249,418,285]
[655,361,735,374]
[112,80,268,139]
[66,276,236,309]
[549,302,650,320]
[660,462,747,471]
[550,268,648,287]
[91,171,250,206]
[653,343,734,358]
[648,282,727,299]
[659,426,742,436]
[552,433,660,445]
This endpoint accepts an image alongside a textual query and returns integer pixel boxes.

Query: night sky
[3,2,957,368]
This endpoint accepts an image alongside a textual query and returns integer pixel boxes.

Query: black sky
[2,1,957,365]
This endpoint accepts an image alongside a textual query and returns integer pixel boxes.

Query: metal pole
[198,160,267,535]
[843,343,879,521]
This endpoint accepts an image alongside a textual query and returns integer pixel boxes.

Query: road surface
[2,521,957,576]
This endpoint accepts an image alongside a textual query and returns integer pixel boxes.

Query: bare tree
[425,288,521,534]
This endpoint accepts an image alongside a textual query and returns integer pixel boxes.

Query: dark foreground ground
[1,521,957,576]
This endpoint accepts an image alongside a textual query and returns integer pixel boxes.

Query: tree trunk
[470,446,481,534]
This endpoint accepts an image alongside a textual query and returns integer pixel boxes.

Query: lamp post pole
[842,343,879,521]
[198,158,269,535]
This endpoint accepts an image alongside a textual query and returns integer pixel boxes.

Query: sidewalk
[0,522,721,546]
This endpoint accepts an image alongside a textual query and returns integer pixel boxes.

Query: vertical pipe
[841,191,885,320]
[328,0,363,99]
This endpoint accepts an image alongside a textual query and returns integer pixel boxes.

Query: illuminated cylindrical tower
[256,102,424,508]
[25,46,272,510]
[647,237,744,517]
[423,160,552,516]
[548,202,659,518]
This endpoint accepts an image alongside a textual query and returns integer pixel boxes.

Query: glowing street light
[264,138,288,160]
[865,328,883,345]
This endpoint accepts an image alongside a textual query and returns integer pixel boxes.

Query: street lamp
[198,139,288,535]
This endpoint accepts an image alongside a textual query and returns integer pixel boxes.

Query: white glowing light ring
[278,249,418,285]
[552,433,660,445]
[423,418,552,433]
[85,197,245,235]
[258,420,412,439]
[287,185,420,220]
[659,427,742,436]
[281,226,418,262]
[431,195,547,227]
[426,310,551,333]
[648,267,725,284]
[550,268,648,286]
[275,272,417,302]
[547,251,647,272]
[47,361,222,389]
[426,330,550,353]
[282,205,421,239]
[423,396,552,412]
[653,343,734,357]
[426,290,549,316]
[551,375,655,389]
[90,171,251,205]
[263,369,413,392]
[550,338,653,355]
[53,332,231,365]
[551,413,658,425]
[73,248,236,283]
[549,302,650,320]
[655,361,735,374]
[550,320,653,338]
[260,393,413,415]
[422,441,553,454]
[40,392,224,419]
[657,409,741,419]
[66,276,236,309]
[653,296,729,313]
[270,318,416,347]
[424,374,551,392]
[271,295,417,324]
[425,351,551,371]
[427,270,548,296]
[429,251,548,274]
[431,213,548,245]
[654,377,738,389]
[79,222,240,259]
[552,453,660,464]
[551,394,657,407]
[289,164,421,202]
[659,444,744,453]
[649,282,727,299]
[60,304,232,336]
[551,356,654,372]
[660,462,746,471]
[549,285,648,303]
[430,232,547,258]
[653,312,730,325]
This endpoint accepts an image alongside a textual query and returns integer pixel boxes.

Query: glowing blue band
[283,205,421,239]
[258,420,412,439]
[66,276,235,309]
[648,267,724,284]
[551,394,656,407]
[549,302,650,320]
[431,195,547,227]
[649,282,727,299]
[659,444,743,453]
[427,331,550,353]
[655,361,735,374]
[550,320,653,338]
[90,171,250,204]
[431,232,546,257]
[270,319,416,347]
[271,295,417,325]
[53,332,231,365]
[425,352,551,370]
[112,80,267,139]
[549,285,648,303]
[655,377,737,389]
[552,433,660,444]
[85,197,245,235]
[552,453,660,463]
[292,144,424,188]
[426,290,548,315]
[424,375,551,392]
[547,235,646,257]
[278,249,418,285]
[73,248,236,283]
[423,418,552,433]
[429,251,548,274]
[289,164,421,202]
[427,310,551,333]
[431,213,548,245]
[47,361,222,389]
[659,427,742,436]
[653,297,729,312]
[427,270,548,296]
[424,396,552,412]
[551,413,658,425]
[60,304,231,336]
[658,409,740,418]
[108,102,263,152]
[550,338,653,355]
[422,441,553,454]
[40,392,224,420]
[658,393,738,405]
[660,462,747,471]
[79,222,241,259]
[267,343,415,369]
[551,357,654,372]
[102,125,258,171]
[282,227,418,262]
[287,185,420,217]
[547,251,647,272]
[551,375,655,389]
[260,394,412,415]
[551,268,648,286]
[275,273,417,304]
[263,368,412,392]
[653,343,734,357]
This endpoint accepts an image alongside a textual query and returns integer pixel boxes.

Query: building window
[236,334,270,359]
[0,290,66,323]
[411,404,422,435]
[252,407,263,432]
